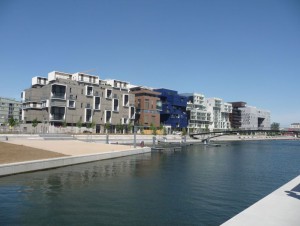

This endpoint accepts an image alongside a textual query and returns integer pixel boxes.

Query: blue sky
[0,0,299,126]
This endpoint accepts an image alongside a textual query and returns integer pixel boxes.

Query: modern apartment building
[130,87,161,128]
[229,102,270,130]
[181,93,211,133]
[290,123,300,130]
[0,97,21,125]
[21,71,135,133]
[153,88,188,130]
[205,98,232,131]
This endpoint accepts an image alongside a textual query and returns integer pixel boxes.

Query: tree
[150,123,157,135]
[62,120,67,128]
[116,124,124,133]
[271,122,280,131]
[105,123,111,133]
[76,119,82,133]
[182,128,187,136]
[270,122,280,136]
[8,117,18,132]
[32,118,38,134]
[163,127,167,135]
[127,122,133,134]
[159,124,163,131]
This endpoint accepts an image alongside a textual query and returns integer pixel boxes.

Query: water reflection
[0,141,300,225]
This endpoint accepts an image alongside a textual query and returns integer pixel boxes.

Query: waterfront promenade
[0,134,297,177]
[222,175,300,226]
[0,138,150,177]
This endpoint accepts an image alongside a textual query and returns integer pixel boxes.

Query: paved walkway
[222,175,300,226]
[6,139,134,156]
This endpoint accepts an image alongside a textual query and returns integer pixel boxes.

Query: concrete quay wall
[221,175,300,226]
[0,147,151,177]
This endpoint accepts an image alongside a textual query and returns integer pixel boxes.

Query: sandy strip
[6,139,134,156]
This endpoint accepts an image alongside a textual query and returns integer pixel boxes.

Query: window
[123,94,129,107]
[129,106,135,119]
[86,86,93,96]
[85,109,92,122]
[152,116,156,124]
[105,110,112,123]
[113,99,119,112]
[68,100,75,108]
[137,99,141,109]
[70,88,72,93]
[94,96,100,110]
[145,99,149,109]
[106,89,112,99]
[122,118,128,125]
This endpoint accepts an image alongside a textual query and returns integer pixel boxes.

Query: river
[0,140,299,225]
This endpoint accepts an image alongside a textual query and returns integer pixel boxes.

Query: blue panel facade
[154,88,188,129]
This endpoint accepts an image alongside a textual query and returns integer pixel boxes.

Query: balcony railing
[50,115,64,121]
[51,93,65,99]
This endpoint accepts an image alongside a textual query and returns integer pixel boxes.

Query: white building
[205,98,232,131]
[181,93,211,133]
[290,123,300,129]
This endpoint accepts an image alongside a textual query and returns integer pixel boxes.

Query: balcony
[50,114,65,121]
[50,106,65,121]
[51,84,66,100]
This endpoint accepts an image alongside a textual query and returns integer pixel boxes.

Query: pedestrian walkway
[222,175,300,226]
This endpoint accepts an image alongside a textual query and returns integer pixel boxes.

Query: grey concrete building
[0,97,21,126]
[229,102,270,130]
[21,71,135,133]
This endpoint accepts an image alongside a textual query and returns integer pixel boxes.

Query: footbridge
[190,129,300,143]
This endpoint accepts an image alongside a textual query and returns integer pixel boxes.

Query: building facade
[153,88,188,130]
[181,93,211,133]
[229,102,270,130]
[0,97,21,125]
[290,123,300,130]
[130,87,161,128]
[21,71,135,133]
[205,98,232,131]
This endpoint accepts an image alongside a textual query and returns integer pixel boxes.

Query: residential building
[290,123,300,130]
[229,101,247,129]
[21,71,135,133]
[180,93,211,133]
[229,102,270,130]
[205,98,232,131]
[153,88,188,130]
[0,97,21,125]
[130,87,161,128]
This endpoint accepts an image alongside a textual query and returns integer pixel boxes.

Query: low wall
[0,147,151,177]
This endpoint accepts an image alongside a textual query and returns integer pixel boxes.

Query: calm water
[0,140,300,225]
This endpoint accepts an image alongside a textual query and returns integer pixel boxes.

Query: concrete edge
[0,147,151,177]
[221,175,300,226]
